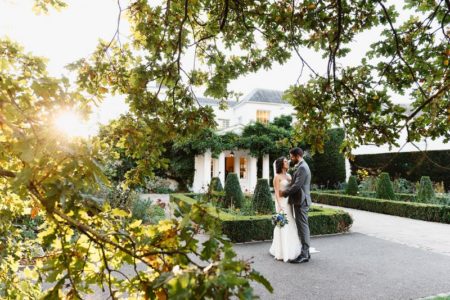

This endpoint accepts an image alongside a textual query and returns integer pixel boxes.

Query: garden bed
[312,191,450,224]
[170,193,353,243]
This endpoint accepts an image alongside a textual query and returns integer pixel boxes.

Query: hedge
[351,150,450,191]
[345,175,358,196]
[347,191,449,205]
[311,128,346,187]
[252,179,274,214]
[209,177,223,192]
[170,193,353,243]
[224,173,244,208]
[376,172,396,200]
[417,176,436,203]
[311,191,450,224]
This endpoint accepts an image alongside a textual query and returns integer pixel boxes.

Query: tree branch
[403,81,450,124]
[99,244,117,300]
[377,0,428,99]
[104,0,124,53]
[176,0,189,77]
[328,0,342,84]
[220,0,229,31]
[0,167,16,178]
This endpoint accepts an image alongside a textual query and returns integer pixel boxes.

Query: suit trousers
[293,204,310,257]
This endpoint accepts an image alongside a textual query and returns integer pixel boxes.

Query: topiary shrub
[345,175,359,195]
[252,179,274,214]
[376,172,396,200]
[312,191,450,224]
[209,177,223,192]
[417,176,436,203]
[224,173,244,209]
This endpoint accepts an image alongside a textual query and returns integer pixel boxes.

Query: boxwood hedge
[170,193,353,243]
[312,191,450,224]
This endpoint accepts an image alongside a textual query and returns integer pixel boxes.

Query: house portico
[191,89,292,193]
[192,150,271,193]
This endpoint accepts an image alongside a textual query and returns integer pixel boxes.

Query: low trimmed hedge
[170,193,353,243]
[312,191,450,224]
[345,191,449,205]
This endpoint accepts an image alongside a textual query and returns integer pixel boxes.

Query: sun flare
[53,110,91,138]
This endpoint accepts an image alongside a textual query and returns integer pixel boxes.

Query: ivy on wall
[175,115,347,187]
[100,114,347,190]
[175,116,292,158]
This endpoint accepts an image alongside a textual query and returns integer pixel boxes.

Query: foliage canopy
[70,0,450,153]
[0,36,268,300]
[2,0,450,297]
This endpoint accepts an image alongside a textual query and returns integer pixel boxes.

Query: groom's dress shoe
[289,254,310,264]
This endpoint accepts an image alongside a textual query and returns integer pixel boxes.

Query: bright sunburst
[53,110,91,138]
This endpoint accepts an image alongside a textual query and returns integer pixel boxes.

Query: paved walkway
[234,233,450,299]
[138,195,450,299]
[317,204,450,257]
[232,203,450,299]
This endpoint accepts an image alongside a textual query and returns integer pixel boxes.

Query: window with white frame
[218,118,230,129]
[239,157,247,179]
[256,110,270,124]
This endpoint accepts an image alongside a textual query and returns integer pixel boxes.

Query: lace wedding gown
[269,179,302,262]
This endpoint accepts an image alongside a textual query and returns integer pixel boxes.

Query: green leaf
[249,271,273,293]
[111,208,129,218]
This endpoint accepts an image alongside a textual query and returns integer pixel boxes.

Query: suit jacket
[284,160,312,207]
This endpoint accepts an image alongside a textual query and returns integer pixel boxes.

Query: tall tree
[70,0,449,154]
[0,37,269,300]
[2,0,450,297]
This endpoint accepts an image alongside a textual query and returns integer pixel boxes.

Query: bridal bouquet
[272,211,288,228]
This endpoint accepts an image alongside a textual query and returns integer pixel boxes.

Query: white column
[249,156,258,192]
[212,158,219,178]
[234,154,240,175]
[218,152,225,187]
[262,154,270,180]
[192,154,205,193]
[345,157,352,182]
[203,149,212,192]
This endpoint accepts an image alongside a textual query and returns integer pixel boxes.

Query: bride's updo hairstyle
[275,156,286,174]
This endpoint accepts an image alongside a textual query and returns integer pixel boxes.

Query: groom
[281,147,312,264]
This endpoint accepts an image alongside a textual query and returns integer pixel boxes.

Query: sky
[0,0,417,137]
[0,0,130,135]
[0,2,382,94]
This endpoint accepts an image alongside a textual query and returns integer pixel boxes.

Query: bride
[269,156,302,262]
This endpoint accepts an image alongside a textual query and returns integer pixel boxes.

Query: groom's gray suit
[283,159,311,258]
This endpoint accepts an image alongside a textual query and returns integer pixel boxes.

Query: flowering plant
[271,211,288,228]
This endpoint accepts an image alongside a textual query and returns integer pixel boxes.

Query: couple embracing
[269,147,312,263]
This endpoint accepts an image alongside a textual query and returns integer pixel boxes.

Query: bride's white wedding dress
[269,179,302,262]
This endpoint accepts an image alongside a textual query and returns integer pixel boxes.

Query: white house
[191,89,295,193]
[191,89,450,193]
